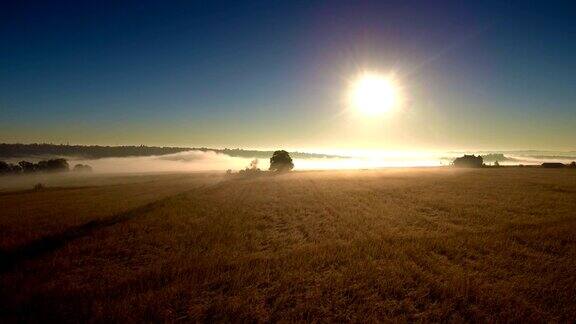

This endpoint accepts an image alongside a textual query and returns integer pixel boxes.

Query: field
[1,168,575,322]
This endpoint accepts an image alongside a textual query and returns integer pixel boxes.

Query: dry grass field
[1,168,575,322]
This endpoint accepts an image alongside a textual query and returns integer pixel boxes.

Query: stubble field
[1,168,575,322]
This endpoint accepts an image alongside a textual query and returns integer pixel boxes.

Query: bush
[238,159,263,177]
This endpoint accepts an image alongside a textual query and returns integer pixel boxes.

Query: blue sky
[1,1,575,150]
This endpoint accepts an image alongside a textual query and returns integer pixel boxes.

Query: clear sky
[1,1,575,151]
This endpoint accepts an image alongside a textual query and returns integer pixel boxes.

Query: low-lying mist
[71,150,451,173]
[3,149,575,179]
[74,150,254,173]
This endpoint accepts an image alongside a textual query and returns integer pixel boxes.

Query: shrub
[239,159,263,177]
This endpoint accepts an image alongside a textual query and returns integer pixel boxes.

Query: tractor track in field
[0,182,224,273]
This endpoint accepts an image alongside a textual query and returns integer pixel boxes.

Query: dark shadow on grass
[0,186,96,197]
[0,187,202,273]
[0,202,157,272]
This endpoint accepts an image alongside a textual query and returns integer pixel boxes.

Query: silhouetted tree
[1,159,71,175]
[452,155,483,168]
[494,161,500,167]
[37,158,69,172]
[19,161,36,173]
[269,150,294,172]
[0,161,22,174]
[10,164,22,174]
[570,161,576,168]
[0,161,12,174]
[480,153,515,163]
[541,162,565,168]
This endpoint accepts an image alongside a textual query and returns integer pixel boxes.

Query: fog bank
[4,150,575,175]
[69,149,455,173]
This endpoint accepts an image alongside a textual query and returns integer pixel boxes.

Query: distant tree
[1,159,70,175]
[73,164,93,172]
[494,160,500,167]
[36,160,48,171]
[570,161,576,168]
[0,161,11,174]
[19,161,36,173]
[452,155,483,168]
[10,164,22,174]
[37,158,69,172]
[480,153,515,163]
[269,150,294,172]
[541,162,565,168]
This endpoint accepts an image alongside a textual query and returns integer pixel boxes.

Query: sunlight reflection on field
[294,157,441,170]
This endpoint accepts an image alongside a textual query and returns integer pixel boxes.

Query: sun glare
[349,72,401,116]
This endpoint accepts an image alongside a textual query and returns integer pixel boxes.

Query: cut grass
[1,168,575,322]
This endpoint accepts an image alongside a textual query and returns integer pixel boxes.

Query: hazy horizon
[2,141,576,155]
[3,144,576,175]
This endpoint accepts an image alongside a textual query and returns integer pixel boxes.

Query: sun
[349,72,401,116]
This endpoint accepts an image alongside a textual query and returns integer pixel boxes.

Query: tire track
[0,183,218,273]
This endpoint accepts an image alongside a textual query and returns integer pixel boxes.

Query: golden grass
[1,168,575,322]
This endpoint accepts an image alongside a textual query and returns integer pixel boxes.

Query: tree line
[0,143,342,160]
[0,144,191,159]
[452,154,576,168]
[0,158,92,175]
